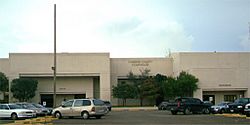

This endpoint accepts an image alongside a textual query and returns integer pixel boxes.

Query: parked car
[228,98,250,114]
[166,97,210,115]
[103,101,112,111]
[31,103,52,115]
[52,99,108,119]
[16,102,51,116]
[158,101,169,110]
[211,102,231,114]
[0,103,36,120]
[244,103,250,117]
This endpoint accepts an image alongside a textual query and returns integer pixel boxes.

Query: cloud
[0,0,194,58]
[102,17,194,57]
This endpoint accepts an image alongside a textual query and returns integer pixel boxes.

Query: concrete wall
[0,58,10,75]
[110,58,173,105]
[172,52,250,100]
[7,53,111,103]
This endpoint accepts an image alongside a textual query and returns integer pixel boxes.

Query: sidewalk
[112,107,158,111]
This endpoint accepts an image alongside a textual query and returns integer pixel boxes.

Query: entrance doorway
[40,94,53,107]
[203,95,215,105]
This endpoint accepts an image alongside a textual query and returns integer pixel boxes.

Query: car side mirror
[61,105,66,108]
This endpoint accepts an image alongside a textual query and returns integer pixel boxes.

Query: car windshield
[32,103,44,108]
[9,104,23,109]
[218,103,226,106]
[235,98,248,103]
[21,104,36,109]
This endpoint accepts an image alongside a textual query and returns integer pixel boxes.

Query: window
[0,105,9,110]
[83,100,91,106]
[74,100,84,107]
[93,99,104,106]
[193,99,202,104]
[224,95,236,102]
[63,100,74,107]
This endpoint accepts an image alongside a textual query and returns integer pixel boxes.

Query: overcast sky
[0,0,249,58]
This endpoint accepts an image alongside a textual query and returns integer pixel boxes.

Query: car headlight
[36,110,42,113]
[237,106,243,108]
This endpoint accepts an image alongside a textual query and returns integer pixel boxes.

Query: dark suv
[166,97,210,115]
[228,98,250,114]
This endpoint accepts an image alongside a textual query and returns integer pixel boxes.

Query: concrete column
[99,73,111,101]
[193,88,203,100]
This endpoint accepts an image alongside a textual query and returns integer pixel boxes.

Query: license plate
[230,110,234,112]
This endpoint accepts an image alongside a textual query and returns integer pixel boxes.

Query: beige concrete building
[172,52,250,104]
[0,52,249,106]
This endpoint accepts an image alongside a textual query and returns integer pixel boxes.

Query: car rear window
[93,99,105,106]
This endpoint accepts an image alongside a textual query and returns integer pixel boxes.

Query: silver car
[52,99,108,119]
[0,103,36,120]
[211,102,231,114]
[16,102,51,116]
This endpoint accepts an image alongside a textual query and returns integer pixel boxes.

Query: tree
[112,82,137,106]
[0,72,9,102]
[141,77,159,101]
[127,69,151,106]
[176,71,198,97]
[11,78,38,102]
[0,72,8,92]
[154,74,168,105]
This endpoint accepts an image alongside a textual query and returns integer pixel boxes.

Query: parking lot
[1,110,250,125]
[52,111,250,125]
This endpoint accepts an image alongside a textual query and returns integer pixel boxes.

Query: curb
[215,113,250,119]
[6,116,57,125]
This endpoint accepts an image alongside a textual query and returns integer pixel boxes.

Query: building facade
[0,52,249,106]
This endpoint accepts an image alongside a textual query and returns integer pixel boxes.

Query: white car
[0,103,36,120]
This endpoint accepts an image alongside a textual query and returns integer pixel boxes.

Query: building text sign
[128,60,152,66]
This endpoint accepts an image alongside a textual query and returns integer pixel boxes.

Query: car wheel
[203,108,210,114]
[82,111,89,119]
[184,107,192,115]
[11,113,18,120]
[54,112,62,119]
[96,116,102,119]
[171,111,177,115]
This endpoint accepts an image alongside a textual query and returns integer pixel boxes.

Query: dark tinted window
[193,99,201,104]
[0,105,9,110]
[9,104,22,109]
[83,100,91,106]
[93,99,104,106]
[238,98,249,103]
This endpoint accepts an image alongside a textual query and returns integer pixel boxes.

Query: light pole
[53,4,57,108]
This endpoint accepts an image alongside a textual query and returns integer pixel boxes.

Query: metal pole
[53,4,57,108]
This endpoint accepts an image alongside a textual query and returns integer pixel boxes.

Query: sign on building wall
[128,60,152,66]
